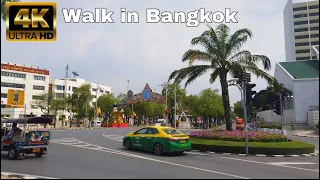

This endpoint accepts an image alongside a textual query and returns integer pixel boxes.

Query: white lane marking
[1,172,57,179]
[52,138,249,179]
[267,162,318,165]
[102,134,123,142]
[185,151,319,173]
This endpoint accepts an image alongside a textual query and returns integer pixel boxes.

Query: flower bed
[189,130,288,142]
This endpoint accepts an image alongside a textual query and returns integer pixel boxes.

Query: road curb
[191,149,319,157]
[293,134,319,138]
[1,172,57,179]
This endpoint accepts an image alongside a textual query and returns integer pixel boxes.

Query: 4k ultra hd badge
[6,2,57,42]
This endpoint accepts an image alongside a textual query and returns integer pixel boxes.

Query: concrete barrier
[256,128,286,135]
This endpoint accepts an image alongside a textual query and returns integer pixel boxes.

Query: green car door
[131,128,149,149]
[143,128,160,151]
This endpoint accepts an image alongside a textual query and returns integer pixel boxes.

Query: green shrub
[190,130,287,142]
[259,124,282,130]
[191,138,315,155]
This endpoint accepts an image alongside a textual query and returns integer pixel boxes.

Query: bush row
[259,124,282,130]
[189,130,288,142]
[191,138,315,155]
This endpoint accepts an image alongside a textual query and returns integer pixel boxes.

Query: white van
[154,119,166,126]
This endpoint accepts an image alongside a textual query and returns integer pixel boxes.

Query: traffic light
[245,83,256,105]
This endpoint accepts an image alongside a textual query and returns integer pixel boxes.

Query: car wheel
[8,146,18,160]
[153,143,163,155]
[124,139,132,150]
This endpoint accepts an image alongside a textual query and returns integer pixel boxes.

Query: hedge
[191,138,315,155]
[259,124,282,130]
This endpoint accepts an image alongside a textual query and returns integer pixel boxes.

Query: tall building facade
[1,62,50,118]
[283,0,319,61]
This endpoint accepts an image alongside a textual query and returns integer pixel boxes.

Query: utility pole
[242,80,249,156]
[174,84,177,128]
[279,93,284,135]
[158,79,168,124]
[94,82,99,128]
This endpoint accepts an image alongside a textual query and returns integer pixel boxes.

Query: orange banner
[1,63,49,75]
[7,89,25,107]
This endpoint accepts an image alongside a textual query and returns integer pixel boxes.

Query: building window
[105,91,110,94]
[295,35,310,39]
[311,56,317,59]
[310,27,318,31]
[92,88,97,92]
[311,41,319,45]
[100,89,103,93]
[295,42,309,46]
[296,49,310,54]
[309,5,319,10]
[1,82,25,89]
[293,14,308,18]
[309,12,319,17]
[310,34,319,38]
[1,71,26,79]
[32,95,42,100]
[33,85,45,90]
[296,56,311,60]
[55,93,64,98]
[68,86,71,91]
[294,28,309,32]
[310,20,319,24]
[1,93,7,98]
[293,7,307,11]
[294,21,308,25]
[34,75,46,81]
[56,85,65,90]
[92,95,96,98]
[72,87,77,91]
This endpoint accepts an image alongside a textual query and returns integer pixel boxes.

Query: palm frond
[1,0,20,21]
[242,65,273,83]
[251,55,272,71]
[228,50,251,62]
[182,49,213,65]
[226,28,253,56]
[168,65,212,87]
[209,69,220,84]
[184,65,212,88]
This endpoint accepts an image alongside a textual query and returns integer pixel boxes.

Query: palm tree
[1,0,20,21]
[169,24,272,131]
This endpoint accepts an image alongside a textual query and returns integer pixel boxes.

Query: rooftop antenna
[72,71,79,78]
[65,63,69,78]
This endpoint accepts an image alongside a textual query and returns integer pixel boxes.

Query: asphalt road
[1,128,319,179]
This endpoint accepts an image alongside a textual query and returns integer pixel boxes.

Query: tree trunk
[219,73,232,131]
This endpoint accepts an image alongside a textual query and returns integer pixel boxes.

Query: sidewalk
[294,130,319,138]
[1,172,56,179]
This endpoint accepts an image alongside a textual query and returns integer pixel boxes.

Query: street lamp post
[158,79,168,124]
[174,84,177,128]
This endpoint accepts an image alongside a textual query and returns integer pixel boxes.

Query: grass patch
[191,138,315,155]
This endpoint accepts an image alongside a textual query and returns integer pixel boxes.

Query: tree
[161,83,187,123]
[233,101,243,118]
[32,91,54,115]
[169,24,272,131]
[1,0,20,21]
[183,94,199,117]
[69,83,92,127]
[51,98,67,128]
[97,93,118,122]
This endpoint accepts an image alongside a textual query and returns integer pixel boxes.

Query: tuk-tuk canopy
[1,117,53,124]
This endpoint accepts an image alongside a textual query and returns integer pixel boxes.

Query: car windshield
[162,129,183,135]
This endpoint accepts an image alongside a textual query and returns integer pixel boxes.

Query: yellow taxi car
[122,126,191,155]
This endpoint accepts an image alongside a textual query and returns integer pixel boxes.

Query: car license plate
[180,140,186,143]
[32,148,40,152]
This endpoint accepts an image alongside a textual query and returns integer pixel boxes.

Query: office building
[1,62,50,118]
[283,0,319,61]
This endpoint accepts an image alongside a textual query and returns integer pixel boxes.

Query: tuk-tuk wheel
[8,146,18,160]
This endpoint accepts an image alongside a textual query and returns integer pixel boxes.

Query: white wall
[283,0,296,62]
[274,63,294,91]
[256,110,296,124]
[293,79,319,123]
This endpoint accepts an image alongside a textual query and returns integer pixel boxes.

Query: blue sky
[1,0,290,105]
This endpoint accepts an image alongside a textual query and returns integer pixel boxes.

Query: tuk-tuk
[1,117,52,160]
